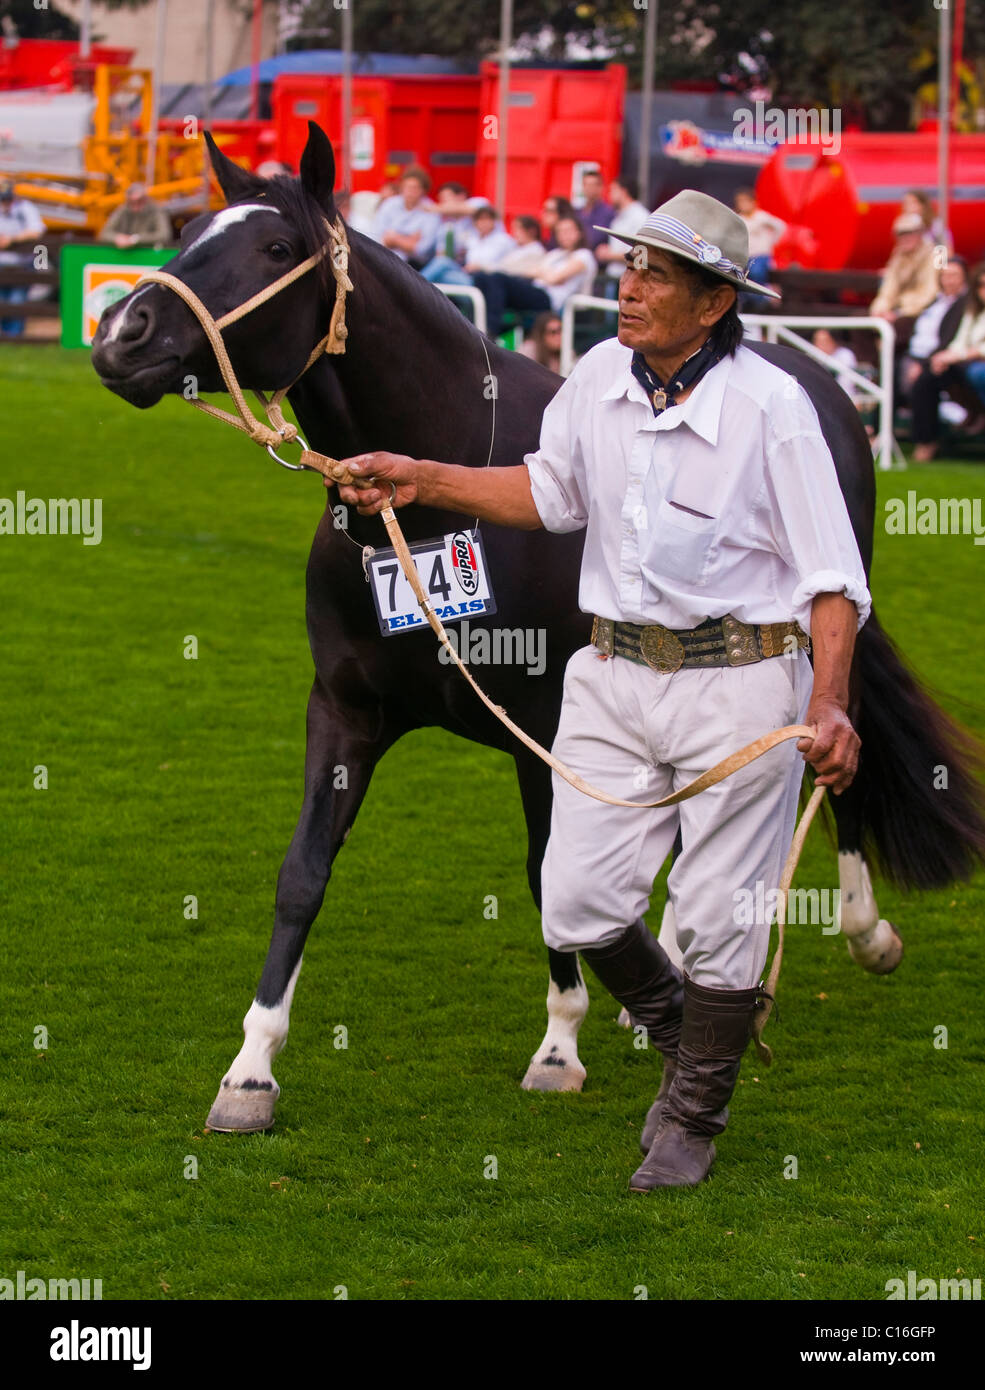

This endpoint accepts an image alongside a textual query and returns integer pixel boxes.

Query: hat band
[643,212,747,282]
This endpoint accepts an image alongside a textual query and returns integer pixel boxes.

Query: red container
[757,132,985,271]
[474,61,626,219]
[0,38,133,91]
[272,73,481,191]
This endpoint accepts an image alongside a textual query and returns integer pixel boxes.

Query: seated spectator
[496,216,546,276]
[576,168,614,252]
[421,205,515,284]
[910,261,985,460]
[473,213,596,338]
[371,166,441,269]
[100,183,172,250]
[899,258,968,400]
[811,328,859,398]
[901,188,951,254]
[540,195,577,251]
[0,179,45,337]
[595,176,649,295]
[518,311,562,372]
[870,213,939,347]
[734,187,785,309]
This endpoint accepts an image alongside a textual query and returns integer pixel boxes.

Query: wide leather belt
[591,614,810,674]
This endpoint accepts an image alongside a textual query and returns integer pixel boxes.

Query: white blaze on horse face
[103,285,152,344]
[183,203,282,257]
[223,955,303,1091]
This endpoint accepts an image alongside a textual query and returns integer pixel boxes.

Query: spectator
[869,213,939,345]
[518,310,562,372]
[0,179,44,337]
[595,175,650,296]
[910,261,985,460]
[540,195,576,251]
[899,259,968,400]
[576,168,614,252]
[811,328,859,398]
[901,188,951,253]
[734,187,785,308]
[473,213,596,338]
[371,166,441,269]
[100,183,172,249]
[496,216,546,276]
[421,205,515,285]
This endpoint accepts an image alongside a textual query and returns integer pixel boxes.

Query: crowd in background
[3,157,985,454]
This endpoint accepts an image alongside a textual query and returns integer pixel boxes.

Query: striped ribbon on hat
[642,212,748,281]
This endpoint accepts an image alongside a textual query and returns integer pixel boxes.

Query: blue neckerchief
[631,329,728,416]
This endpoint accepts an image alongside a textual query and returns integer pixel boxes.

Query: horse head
[92,123,341,408]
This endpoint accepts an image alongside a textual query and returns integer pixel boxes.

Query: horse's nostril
[117,304,155,345]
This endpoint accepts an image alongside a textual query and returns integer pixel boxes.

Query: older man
[335,192,870,1192]
[870,212,939,345]
[99,183,171,249]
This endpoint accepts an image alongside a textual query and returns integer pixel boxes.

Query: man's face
[582,173,603,203]
[895,230,922,254]
[617,246,730,359]
[939,263,966,297]
[474,212,495,237]
[402,177,425,207]
[127,188,147,211]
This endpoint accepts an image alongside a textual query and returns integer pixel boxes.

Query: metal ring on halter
[369,477,398,507]
[266,433,311,471]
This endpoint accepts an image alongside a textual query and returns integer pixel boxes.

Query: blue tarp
[219,49,476,86]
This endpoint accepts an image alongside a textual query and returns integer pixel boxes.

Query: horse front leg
[207,682,398,1132]
[830,777,903,974]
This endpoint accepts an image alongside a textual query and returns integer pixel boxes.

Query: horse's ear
[204,130,264,205]
[299,122,337,213]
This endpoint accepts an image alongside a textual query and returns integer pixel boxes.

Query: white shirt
[908,293,958,360]
[605,199,650,277]
[463,227,517,270]
[533,247,597,313]
[525,338,871,634]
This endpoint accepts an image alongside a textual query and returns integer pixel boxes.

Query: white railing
[560,295,900,471]
[436,283,487,335]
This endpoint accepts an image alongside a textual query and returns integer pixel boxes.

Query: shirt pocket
[643,496,718,588]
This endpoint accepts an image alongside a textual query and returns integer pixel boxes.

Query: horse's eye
[267,241,291,261]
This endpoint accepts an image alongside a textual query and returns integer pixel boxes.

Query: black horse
[92,125,985,1132]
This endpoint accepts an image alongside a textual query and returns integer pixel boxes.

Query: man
[421,205,516,285]
[869,212,939,347]
[576,167,614,252]
[734,187,786,310]
[370,166,441,270]
[595,175,650,295]
[899,258,968,400]
[335,191,870,1192]
[0,180,45,337]
[99,183,172,249]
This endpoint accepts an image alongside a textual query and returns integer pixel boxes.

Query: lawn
[1,346,983,1301]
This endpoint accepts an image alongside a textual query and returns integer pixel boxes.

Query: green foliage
[0,346,983,1298]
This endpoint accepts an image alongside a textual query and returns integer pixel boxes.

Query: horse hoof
[617,1007,632,1029]
[521,1057,587,1092]
[206,1082,278,1133]
[847,919,904,975]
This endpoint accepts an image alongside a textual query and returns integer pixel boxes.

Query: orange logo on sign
[82,264,147,346]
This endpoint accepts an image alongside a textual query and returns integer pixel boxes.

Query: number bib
[367,527,497,636]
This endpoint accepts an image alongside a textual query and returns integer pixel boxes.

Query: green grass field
[2,346,984,1301]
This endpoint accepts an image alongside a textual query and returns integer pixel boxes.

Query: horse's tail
[852,607,985,889]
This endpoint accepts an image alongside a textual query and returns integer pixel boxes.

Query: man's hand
[797,698,860,794]
[334,452,420,514]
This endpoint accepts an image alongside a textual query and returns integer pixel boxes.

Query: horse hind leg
[832,779,903,974]
[207,683,398,1132]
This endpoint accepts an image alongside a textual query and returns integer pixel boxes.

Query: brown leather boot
[579,917,682,1075]
[629,977,759,1192]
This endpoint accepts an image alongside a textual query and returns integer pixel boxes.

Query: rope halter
[135,214,354,473]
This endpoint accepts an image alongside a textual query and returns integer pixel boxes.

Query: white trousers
[541,644,814,989]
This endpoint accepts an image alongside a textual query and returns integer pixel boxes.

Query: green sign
[60,245,178,349]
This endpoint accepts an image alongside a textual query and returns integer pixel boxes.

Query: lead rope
[137,221,823,1059]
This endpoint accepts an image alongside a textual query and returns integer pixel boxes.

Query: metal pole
[495,0,513,216]
[202,0,215,209]
[638,0,657,205]
[341,0,353,189]
[938,0,952,246]
[80,0,92,60]
[250,0,264,124]
[146,0,168,186]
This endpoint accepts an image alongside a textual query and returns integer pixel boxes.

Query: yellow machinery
[0,65,223,234]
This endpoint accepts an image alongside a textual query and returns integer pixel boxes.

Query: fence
[560,295,899,471]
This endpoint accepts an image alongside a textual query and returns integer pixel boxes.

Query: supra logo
[451,532,479,596]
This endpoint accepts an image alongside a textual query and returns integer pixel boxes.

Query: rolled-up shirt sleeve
[762,387,872,631]
[524,367,590,533]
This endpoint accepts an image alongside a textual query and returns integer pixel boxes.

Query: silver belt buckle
[721,614,760,667]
